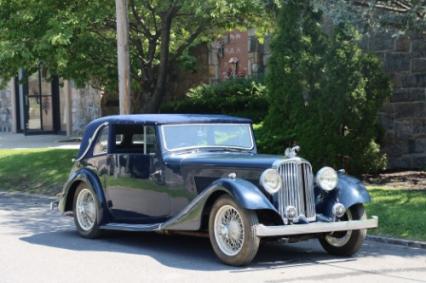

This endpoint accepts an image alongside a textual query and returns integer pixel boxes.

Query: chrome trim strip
[76,122,109,162]
[255,216,379,237]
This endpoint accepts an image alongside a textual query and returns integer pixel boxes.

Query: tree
[314,0,426,35]
[261,0,392,174]
[0,0,269,112]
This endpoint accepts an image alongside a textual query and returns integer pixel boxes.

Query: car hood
[163,151,285,171]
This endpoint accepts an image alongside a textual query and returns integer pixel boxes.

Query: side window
[93,126,109,155]
[113,125,157,155]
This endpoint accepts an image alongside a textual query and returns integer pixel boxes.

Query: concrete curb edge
[367,235,426,249]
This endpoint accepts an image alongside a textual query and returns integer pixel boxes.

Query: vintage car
[57,114,378,266]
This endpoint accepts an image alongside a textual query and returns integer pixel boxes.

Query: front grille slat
[277,160,316,222]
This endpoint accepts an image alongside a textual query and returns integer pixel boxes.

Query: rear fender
[58,168,109,224]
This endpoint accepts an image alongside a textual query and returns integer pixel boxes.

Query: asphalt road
[1,192,425,283]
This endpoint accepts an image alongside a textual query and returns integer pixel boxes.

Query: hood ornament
[285,145,300,158]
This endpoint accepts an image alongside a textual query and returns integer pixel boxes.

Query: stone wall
[71,84,102,135]
[367,33,426,169]
[0,81,12,132]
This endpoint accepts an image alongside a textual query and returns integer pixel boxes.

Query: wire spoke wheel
[214,205,245,256]
[324,209,353,247]
[319,204,367,256]
[75,188,97,231]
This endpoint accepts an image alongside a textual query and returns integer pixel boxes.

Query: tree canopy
[0,0,270,112]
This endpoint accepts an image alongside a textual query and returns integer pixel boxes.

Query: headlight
[316,167,338,192]
[260,168,282,194]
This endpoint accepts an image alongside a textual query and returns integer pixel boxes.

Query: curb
[0,190,57,200]
[367,235,426,249]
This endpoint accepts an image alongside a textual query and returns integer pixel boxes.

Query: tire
[208,195,260,266]
[73,183,102,239]
[319,204,367,256]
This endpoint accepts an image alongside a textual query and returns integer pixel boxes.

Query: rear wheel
[208,195,260,266]
[73,184,102,239]
[319,204,367,256]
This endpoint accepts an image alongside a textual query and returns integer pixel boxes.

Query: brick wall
[367,33,426,169]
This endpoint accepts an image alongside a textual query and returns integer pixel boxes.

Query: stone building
[367,33,426,168]
[0,67,101,136]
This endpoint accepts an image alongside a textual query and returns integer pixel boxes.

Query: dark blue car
[58,114,378,266]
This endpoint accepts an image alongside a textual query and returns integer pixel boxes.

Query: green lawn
[0,148,425,241]
[367,187,426,241]
[0,148,77,195]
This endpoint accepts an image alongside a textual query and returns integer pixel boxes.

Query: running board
[100,222,162,232]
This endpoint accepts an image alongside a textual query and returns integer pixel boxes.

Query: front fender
[161,178,279,231]
[316,174,371,218]
[58,168,109,224]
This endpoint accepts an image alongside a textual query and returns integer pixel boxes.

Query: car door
[105,123,170,223]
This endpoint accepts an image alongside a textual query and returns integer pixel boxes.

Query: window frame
[110,123,158,155]
[159,123,255,152]
[92,125,109,157]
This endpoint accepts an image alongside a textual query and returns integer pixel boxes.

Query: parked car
[57,114,378,266]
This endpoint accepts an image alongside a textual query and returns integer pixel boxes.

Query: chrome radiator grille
[277,160,316,222]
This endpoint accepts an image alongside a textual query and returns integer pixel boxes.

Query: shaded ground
[364,171,426,190]
[1,192,426,283]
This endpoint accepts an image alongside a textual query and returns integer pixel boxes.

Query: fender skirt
[161,178,279,231]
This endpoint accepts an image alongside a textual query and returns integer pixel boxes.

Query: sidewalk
[0,133,80,149]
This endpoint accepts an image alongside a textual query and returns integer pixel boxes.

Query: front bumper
[255,216,378,237]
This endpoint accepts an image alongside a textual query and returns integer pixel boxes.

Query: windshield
[161,123,254,151]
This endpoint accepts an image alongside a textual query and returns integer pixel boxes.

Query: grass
[0,148,77,195]
[366,186,426,241]
[0,148,425,242]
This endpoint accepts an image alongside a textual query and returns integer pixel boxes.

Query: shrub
[161,78,268,123]
[260,1,392,175]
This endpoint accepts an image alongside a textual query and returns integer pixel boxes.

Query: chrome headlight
[260,168,282,194]
[316,167,338,192]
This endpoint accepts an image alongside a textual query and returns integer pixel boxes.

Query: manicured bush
[161,78,268,123]
[259,1,392,175]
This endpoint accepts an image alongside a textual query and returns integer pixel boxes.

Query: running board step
[100,222,162,232]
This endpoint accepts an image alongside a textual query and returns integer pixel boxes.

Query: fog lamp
[285,206,297,220]
[332,203,346,218]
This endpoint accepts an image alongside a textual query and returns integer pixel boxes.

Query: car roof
[76,114,252,160]
[89,114,251,126]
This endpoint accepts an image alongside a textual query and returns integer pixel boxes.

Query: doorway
[15,68,62,134]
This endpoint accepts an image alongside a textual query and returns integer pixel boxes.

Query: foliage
[314,0,426,35]
[0,149,77,195]
[261,1,392,174]
[161,78,268,123]
[367,187,426,241]
[0,0,270,112]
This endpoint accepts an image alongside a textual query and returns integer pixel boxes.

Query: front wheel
[319,204,367,256]
[208,195,260,266]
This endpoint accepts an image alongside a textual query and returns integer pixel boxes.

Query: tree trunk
[143,9,173,113]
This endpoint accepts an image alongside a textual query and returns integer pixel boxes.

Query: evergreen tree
[261,0,391,174]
